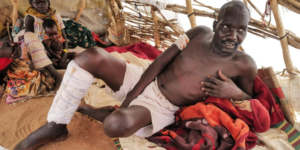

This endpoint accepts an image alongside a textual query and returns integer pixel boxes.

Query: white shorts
[105,63,179,137]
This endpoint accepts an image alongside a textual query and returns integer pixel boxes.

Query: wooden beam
[186,0,196,28]
[151,6,161,48]
[9,0,18,27]
[74,0,86,22]
[269,0,295,72]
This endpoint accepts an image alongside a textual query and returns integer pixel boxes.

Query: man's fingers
[201,81,217,89]
[205,91,217,97]
[201,87,216,94]
[218,70,228,81]
[207,75,222,84]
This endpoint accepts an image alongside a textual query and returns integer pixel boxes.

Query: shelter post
[186,0,196,28]
[151,6,161,48]
[269,0,295,73]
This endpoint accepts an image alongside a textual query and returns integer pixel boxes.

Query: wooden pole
[186,0,196,28]
[269,0,295,73]
[74,0,86,22]
[151,6,161,48]
[9,0,18,27]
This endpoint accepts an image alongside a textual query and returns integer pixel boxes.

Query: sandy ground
[0,96,116,150]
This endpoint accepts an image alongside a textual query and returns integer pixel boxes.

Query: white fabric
[47,61,94,124]
[174,34,190,51]
[106,63,179,137]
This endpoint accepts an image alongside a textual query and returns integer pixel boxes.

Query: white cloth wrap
[174,34,190,51]
[47,60,94,124]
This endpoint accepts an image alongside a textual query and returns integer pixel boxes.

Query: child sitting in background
[42,19,75,69]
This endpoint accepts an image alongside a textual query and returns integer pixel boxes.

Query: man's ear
[213,20,217,32]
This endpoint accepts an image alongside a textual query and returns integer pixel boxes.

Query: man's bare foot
[14,122,68,150]
[77,104,116,122]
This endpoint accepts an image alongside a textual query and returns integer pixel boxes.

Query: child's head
[29,0,50,14]
[43,19,58,38]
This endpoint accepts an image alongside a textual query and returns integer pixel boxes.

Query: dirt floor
[0,96,116,150]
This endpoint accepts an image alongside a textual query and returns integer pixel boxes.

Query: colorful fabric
[272,120,300,149]
[0,57,13,71]
[25,7,62,35]
[112,138,123,150]
[25,32,52,69]
[43,35,65,43]
[63,20,96,48]
[4,59,55,99]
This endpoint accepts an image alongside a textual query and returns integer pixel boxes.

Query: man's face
[31,0,49,14]
[213,6,249,54]
[45,26,58,38]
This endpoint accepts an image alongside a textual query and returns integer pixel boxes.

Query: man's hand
[8,42,22,59]
[201,70,243,100]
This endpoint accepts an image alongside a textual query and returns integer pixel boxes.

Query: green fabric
[63,20,96,49]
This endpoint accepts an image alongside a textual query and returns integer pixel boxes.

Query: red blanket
[0,57,12,71]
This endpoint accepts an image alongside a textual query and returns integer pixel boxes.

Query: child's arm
[59,29,68,68]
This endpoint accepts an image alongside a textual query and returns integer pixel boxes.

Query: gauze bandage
[174,34,190,51]
[47,61,94,124]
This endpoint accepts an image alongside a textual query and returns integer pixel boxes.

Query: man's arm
[121,26,211,108]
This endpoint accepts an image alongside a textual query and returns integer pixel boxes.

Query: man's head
[29,0,50,14]
[212,1,250,54]
[43,19,58,38]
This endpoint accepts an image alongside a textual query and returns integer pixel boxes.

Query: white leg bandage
[174,34,190,51]
[47,60,94,124]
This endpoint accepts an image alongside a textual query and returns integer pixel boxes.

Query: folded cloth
[0,57,13,71]
[148,101,251,150]
[63,20,96,49]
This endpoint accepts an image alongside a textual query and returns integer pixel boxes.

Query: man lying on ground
[15,1,257,149]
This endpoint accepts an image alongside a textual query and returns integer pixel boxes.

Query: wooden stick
[157,10,183,35]
[74,0,86,22]
[247,0,264,17]
[9,0,18,27]
[151,6,161,48]
[269,0,295,72]
[186,0,196,28]
[6,23,12,41]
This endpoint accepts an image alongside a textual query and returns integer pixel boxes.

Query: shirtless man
[15,1,257,149]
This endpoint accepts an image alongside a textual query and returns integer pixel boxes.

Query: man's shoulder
[234,51,257,73]
[187,26,213,40]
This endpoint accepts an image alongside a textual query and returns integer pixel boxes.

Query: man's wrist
[233,90,244,101]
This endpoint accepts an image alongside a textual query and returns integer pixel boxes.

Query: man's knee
[103,110,135,137]
[74,47,106,68]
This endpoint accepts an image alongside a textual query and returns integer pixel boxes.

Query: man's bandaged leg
[47,60,94,124]
[174,34,190,50]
